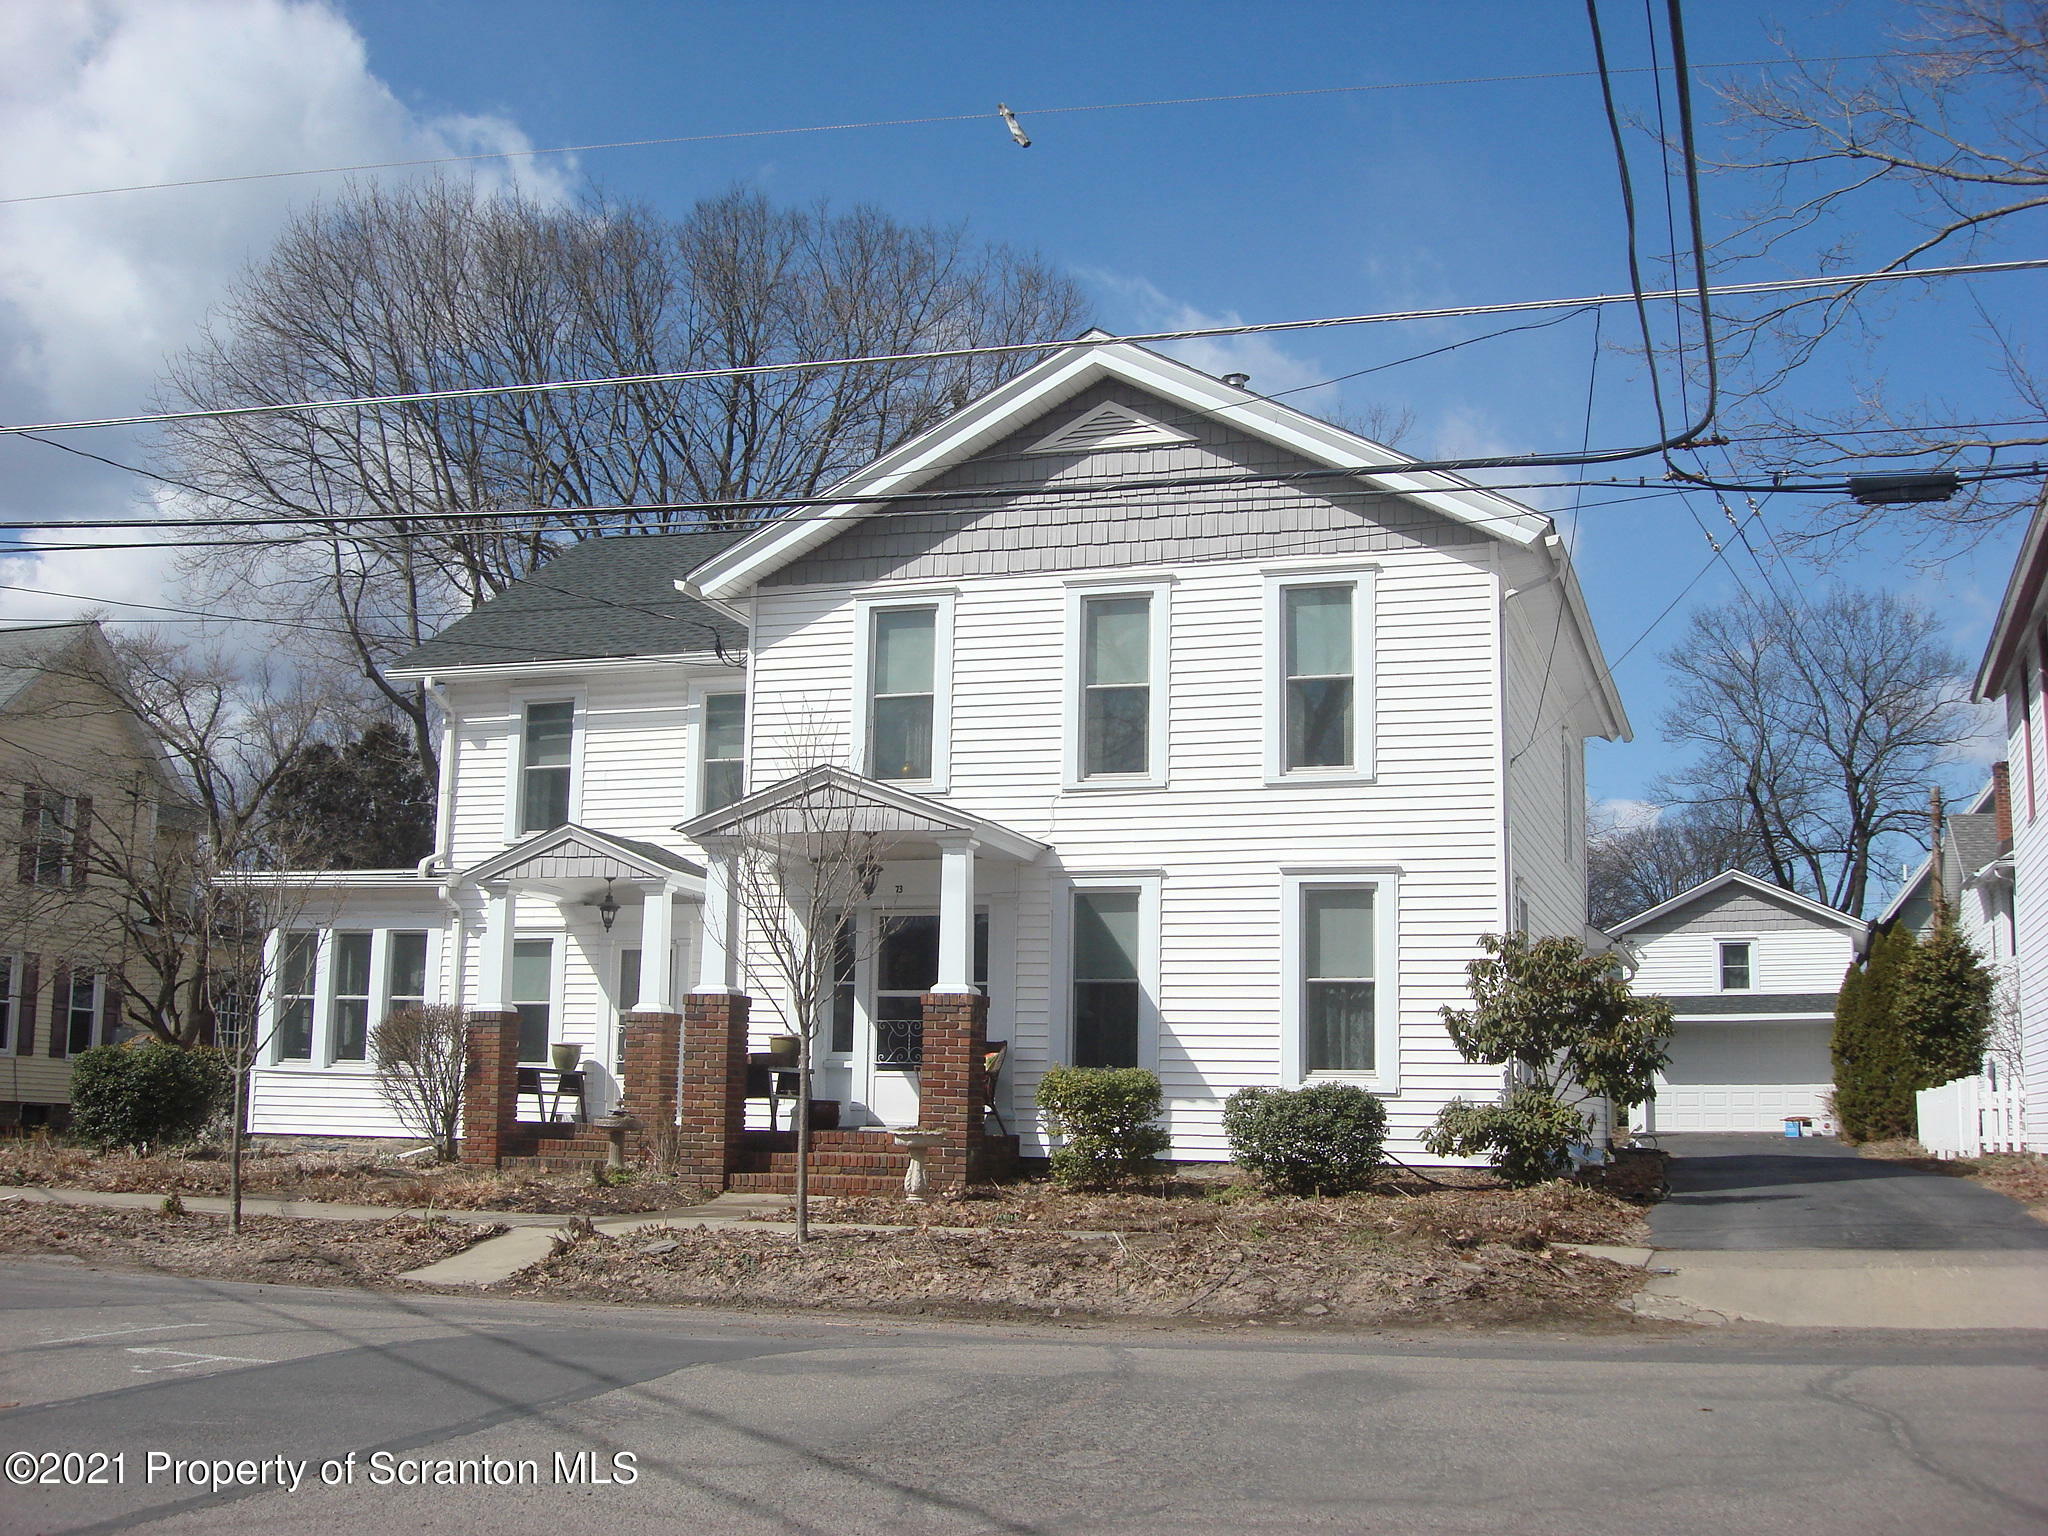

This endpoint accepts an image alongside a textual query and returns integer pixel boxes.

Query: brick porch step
[725,1170,916,1196]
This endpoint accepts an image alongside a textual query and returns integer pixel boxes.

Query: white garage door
[1648,1021,1832,1132]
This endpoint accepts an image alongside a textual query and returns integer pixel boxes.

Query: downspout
[416,676,455,877]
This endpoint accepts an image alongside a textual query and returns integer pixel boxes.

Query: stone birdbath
[891,1128,949,1203]
[591,1112,637,1172]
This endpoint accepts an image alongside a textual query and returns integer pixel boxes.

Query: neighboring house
[0,623,186,1125]
[1611,870,1870,1133]
[249,334,1628,1170]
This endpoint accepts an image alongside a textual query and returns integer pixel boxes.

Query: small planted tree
[372,1005,470,1161]
[1423,933,1672,1186]
[1223,1083,1387,1196]
[1035,1066,1170,1188]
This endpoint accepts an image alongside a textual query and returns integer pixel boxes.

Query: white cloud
[1589,797,1663,835]
[0,0,567,629]
[1078,270,1337,404]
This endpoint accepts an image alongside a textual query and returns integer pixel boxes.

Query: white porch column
[637,881,676,1012]
[694,842,740,994]
[476,884,516,1012]
[934,836,979,994]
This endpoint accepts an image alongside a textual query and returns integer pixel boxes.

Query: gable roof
[0,621,97,713]
[386,529,750,678]
[678,335,1627,740]
[460,824,705,886]
[677,764,1047,861]
[1975,484,2048,700]
[1608,868,1870,939]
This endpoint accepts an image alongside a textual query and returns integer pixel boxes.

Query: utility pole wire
[2,257,2042,440]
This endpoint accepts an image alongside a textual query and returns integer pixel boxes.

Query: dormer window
[518,701,574,834]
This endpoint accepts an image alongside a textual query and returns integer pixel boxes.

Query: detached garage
[1609,872,1868,1134]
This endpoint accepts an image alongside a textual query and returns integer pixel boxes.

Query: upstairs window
[1719,941,1753,991]
[518,702,574,834]
[868,607,937,782]
[1080,593,1154,779]
[20,789,85,888]
[1283,586,1355,769]
[700,693,746,812]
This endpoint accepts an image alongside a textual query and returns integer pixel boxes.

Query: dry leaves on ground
[0,1141,702,1215]
[0,1201,503,1284]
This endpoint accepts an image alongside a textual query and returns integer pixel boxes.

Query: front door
[848,910,988,1128]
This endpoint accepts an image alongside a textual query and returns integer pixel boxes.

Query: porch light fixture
[593,880,621,932]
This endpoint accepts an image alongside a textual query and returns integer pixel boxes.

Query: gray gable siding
[762,379,1482,588]
[1628,883,1854,940]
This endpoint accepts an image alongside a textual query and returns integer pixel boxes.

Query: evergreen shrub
[1035,1066,1169,1188]
[1222,1082,1388,1195]
[68,1042,232,1152]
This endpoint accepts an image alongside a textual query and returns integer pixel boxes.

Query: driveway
[1651,1133,2048,1251]
[1632,1133,2048,1329]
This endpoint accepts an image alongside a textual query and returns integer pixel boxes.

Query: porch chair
[983,1041,1009,1135]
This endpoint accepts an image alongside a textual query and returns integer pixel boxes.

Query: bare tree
[371,1005,469,1161]
[1701,2,2047,547]
[1657,586,1982,916]
[161,183,1088,770]
[1587,803,1772,928]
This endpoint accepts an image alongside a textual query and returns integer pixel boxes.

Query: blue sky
[2,1,2039,825]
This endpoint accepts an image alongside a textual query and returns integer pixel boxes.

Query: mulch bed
[502,1177,1649,1328]
[0,1142,704,1215]
[0,1201,504,1285]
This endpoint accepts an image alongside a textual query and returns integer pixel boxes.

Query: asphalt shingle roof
[388,530,750,673]
[1947,813,2003,875]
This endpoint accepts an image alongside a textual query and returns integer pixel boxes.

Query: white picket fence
[1916,1071,2029,1158]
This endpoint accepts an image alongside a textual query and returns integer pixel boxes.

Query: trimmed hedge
[1222,1083,1388,1195]
[1035,1066,1170,1187]
[68,1042,232,1152]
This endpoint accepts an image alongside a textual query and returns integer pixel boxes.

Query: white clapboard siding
[2007,693,2048,1150]
[748,538,1583,1159]
[1501,575,1591,941]
[1629,927,1860,995]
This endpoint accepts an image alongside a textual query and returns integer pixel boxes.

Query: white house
[247,334,1628,1177]
[1610,870,1869,1133]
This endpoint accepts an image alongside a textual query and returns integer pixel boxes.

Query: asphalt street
[1,1258,2044,1535]
[1650,1133,2048,1251]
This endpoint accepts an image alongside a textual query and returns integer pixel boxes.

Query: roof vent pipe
[1220,372,1250,388]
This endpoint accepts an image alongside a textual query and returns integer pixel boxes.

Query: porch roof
[675,765,1047,862]
[460,824,706,887]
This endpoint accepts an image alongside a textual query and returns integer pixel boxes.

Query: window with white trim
[22,790,82,888]
[1067,582,1169,786]
[1069,887,1145,1068]
[700,693,746,812]
[65,971,105,1055]
[1718,941,1753,991]
[387,931,430,1016]
[511,938,555,1062]
[517,701,575,834]
[329,932,373,1062]
[276,933,317,1061]
[867,606,938,782]
[1283,872,1398,1088]
[0,954,16,1054]
[1267,573,1373,779]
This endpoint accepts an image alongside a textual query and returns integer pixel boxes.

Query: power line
[0,55,1882,208]
[4,257,2040,440]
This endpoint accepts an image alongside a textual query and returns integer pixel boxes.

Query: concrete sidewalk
[1628,1247,2048,1329]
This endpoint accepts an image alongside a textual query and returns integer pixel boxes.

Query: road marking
[32,1322,211,1347]
[126,1347,270,1374]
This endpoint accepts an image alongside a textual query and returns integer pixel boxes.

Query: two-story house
[1610,869,1870,1133]
[246,335,1628,1177]
[2,622,187,1126]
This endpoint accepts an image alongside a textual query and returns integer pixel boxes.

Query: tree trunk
[794,1029,812,1245]
[228,1053,246,1235]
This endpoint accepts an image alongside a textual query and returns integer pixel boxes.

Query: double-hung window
[0,954,14,1054]
[64,972,104,1055]
[276,933,318,1061]
[858,596,952,787]
[1268,573,1373,779]
[517,701,575,834]
[1068,583,1168,786]
[511,938,555,1063]
[868,606,937,782]
[22,790,82,888]
[1284,873,1396,1087]
[1718,941,1753,991]
[1064,880,1156,1070]
[329,933,373,1062]
[387,931,430,1016]
[700,693,746,812]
